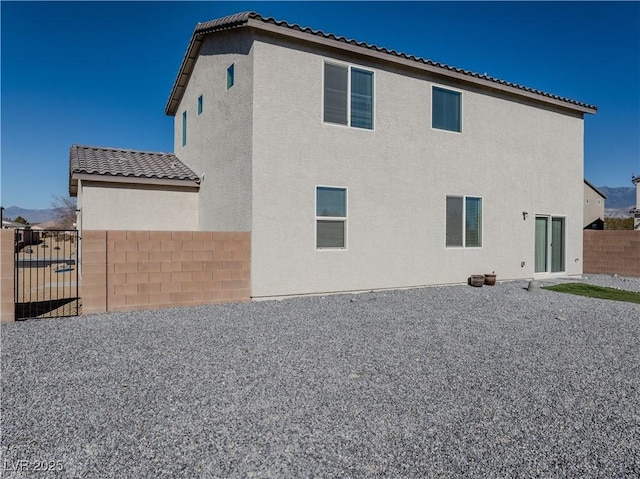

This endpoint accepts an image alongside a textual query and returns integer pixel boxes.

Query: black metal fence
[14,228,80,319]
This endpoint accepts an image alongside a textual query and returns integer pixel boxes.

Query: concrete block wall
[82,230,251,314]
[583,230,640,277]
[82,230,108,314]
[1,229,15,322]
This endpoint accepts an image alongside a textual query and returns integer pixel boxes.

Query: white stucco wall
[249,36,586,297]
[78,181,198,231]
[173,30,254,232]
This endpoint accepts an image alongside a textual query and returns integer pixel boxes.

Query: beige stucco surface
[173,30,254,232]
[171,29,589,297]
[583,182,606,227]
[247,35,585,297]
[78,181,198,231]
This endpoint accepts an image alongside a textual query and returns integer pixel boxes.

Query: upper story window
[446,196,482,247]
[197,95,203,115]
[324,63,373,130]
[227,64,235,89]
[182,111,187,146]
[432,86,461,132]
[316,186,347,249]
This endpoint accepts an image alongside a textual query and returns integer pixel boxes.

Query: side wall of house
[173,30,254,232]
[250,35,585,297]
[583,183,605,227]
[634,178,640,230]
[78,181,199,231]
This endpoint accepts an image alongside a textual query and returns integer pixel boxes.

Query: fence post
[1,229,15,322]
[80,230,108,314]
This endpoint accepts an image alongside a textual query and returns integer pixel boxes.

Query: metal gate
[14,228,80,319]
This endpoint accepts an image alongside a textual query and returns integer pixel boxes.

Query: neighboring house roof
[33,221,59,230]
[584,178,607,199]
[2,220,24,229]
[69,145,200,196]
[166,11,598,116]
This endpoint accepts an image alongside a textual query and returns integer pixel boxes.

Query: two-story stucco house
[71,11,597,298]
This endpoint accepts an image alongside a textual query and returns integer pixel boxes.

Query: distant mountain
[599,186,636,218]
[1,206,56,225]
[599,186,636,208]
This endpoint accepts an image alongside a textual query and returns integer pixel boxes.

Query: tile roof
[69,145,200,187]
[166,11,597,116]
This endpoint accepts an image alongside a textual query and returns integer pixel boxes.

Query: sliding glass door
[551,218,565,272]
[535,217,548,273]
[535,216,565,273]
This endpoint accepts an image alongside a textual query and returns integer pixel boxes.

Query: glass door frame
[534,215,566,275]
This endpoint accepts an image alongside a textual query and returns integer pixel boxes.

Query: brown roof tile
[69,145,200,187]
[166,11,597,116]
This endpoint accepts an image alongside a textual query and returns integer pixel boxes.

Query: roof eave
[165,14,597,117]
[70,172,201,190]
[165,33,206,116]
[249,19,597,115]
[584,178,607,199]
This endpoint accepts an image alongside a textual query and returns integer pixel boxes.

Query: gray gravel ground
[578,274,640,293]
[2,275,639,478]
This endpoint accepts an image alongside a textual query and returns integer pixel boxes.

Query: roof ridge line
[71,144,176,157]
[165,10,597,115]
[250,12,596,111]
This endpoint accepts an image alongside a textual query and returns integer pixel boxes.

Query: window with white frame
[446,196,482,247]
[432,86,461,132]
[324,63,373,129]
[316,186,347,249]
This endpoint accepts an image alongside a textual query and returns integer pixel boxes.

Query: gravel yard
[2,275,639,478]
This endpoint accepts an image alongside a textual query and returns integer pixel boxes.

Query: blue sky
[1,1,639,210]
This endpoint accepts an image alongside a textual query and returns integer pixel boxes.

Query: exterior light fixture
[522,211,528,220]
